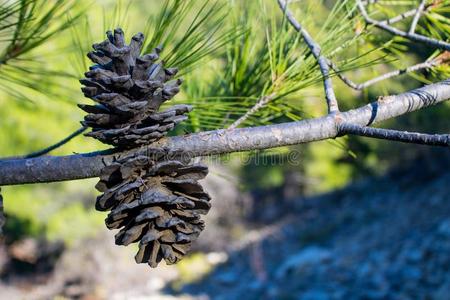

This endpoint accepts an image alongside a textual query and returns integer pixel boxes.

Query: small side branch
[330,59,440,91]
[409,0,426,34]
[330,1,449,91]
[277,0,339,114]
[229,94,276,129]
[356,0,450,51]
[278,0,445,96]
[338,123,450,147]
[24,126,88,158]
[4,126,88,160]
[383,8,423,26]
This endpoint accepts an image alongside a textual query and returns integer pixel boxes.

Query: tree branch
[9,126,88,160]
[356,0,450,51]
[338,122,450,146]
[277,0,339,113]
[330,59,441,91]
[228,94,276,129]
[1,79,449,186]
[327,1,448,91]
[409,0,426,34]
[383,8,424,26]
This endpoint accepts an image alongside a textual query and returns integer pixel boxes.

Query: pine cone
[79,28,190,149]
[0,189,4,235]
[95,153,211,267]
[81,29,212,268]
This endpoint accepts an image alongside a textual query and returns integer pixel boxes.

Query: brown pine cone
[79,28,189,149]
[95,153,211,267]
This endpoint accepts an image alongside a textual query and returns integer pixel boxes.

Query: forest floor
[0,156,450,300]
[179,157,450,300]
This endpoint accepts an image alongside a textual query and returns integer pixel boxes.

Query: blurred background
[0,0,449,299]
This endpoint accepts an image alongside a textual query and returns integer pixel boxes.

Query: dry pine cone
[79,28,190,149]
[96,153,211,267]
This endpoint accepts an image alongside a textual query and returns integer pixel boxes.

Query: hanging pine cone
[95,153,211,267]
[80,29,212,267]
[79,28,190,149]
[0,189,4,235]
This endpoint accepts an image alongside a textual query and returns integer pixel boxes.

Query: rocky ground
[1,158,450,299]
[180,158,450,300]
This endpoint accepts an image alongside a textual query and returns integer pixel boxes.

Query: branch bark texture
[1,79,449,186]
[339,123,450,146]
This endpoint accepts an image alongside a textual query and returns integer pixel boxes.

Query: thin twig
[25,126,88,158]
[4,126,88,160]
[330,1,448,90]
[327,5,430,57]
[357,0,450,51]
[409,0,426,34]
[330,59,440,90]
[379,2,433,26]
[228,94,276,129]
[338,122,450,147]
[383,8,421,25]
[277,0,339,114]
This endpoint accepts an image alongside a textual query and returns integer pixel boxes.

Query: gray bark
[1,79,450,186]
[338,123,450,146]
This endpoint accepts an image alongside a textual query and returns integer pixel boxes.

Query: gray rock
[276,247,331,279]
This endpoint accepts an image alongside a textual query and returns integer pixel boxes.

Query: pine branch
[319,1,449,91]
[2,126,88,160]
[330,59,441,90]
[356,0,450,51]
[378,2,434,26]
[24,126,88,158]
[228,94,276,129]
[1,78,449,186]
[338,123,450,146]
[409,0,426,34]
[383,8,423,25]
[277,0,339,114]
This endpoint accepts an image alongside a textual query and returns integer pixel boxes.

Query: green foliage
[349,0,450,88]
[45,201,104,246]
[305,141,353,193]
[2,179,103,245]
[70,0,242,79]
[0,0,85,101]
[177,0,401,131]
[172,252,214,289]
[143,0,243,74]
